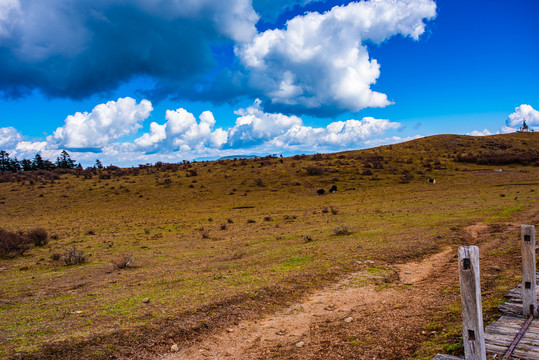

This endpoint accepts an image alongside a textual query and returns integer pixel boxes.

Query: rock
[142,297,150,303]
[226,328,234,333]
[491,266,501,272]
[171,344,179,352]
[365,260,375,265]
[344,317,353,323]
[295,341,305,348]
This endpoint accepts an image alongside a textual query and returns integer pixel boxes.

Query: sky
[0,0,538,167]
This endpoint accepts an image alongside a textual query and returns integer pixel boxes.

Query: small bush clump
[306,166,324,176]
[333,225,350,236]
[0,227,50,258]
[63,247,86,265]
[27,228,48,246]
[0,229,30,257]
[112,254,134,269]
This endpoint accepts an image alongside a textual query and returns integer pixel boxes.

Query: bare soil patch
[162,248,456,360]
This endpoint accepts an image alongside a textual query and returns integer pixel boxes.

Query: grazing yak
[329,185,337,193]
[427,178,436,184]
[317,189,325,195]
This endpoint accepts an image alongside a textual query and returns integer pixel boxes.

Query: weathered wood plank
[484,315,539,359]
[458,246,486,360]
[521,225,537,317]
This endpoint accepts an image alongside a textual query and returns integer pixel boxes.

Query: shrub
[227,218,234,224]
[304,235,313,243]
[220,224,228,230]
[321,207,329,213]
[27,228,48,246]
[247,219,256,224]
[306,166,324,176]
[0,228,30,257]
[50,253,62,261]
[112,254,134,269]
[201,231,210,239]
[333,225,350,236]
[330,206,339,215]
[63,247,86,265]
[254,178,265,187]
[264,216,273,221]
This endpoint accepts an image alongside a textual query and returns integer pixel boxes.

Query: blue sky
[0,0,538,166]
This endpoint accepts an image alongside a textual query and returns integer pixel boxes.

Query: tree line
[0,150,101,172]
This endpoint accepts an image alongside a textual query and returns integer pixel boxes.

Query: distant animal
[427,178,436,184]
[329,185,337,193]
[317,189,325,195]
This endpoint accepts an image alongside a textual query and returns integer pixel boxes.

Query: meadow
[0,133,537,359]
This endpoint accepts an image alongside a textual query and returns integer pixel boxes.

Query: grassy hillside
[0,133,537,359]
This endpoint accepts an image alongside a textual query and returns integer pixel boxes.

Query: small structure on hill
[517,120,534,133]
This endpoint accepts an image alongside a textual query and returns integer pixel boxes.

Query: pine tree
[55,150,76,169]
[0,150,10,172]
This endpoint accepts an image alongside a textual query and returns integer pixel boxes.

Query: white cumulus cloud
[0,126,23,149]
[226,99,401,150]
[236,0,436,114]
[506,104,539,130]
[467,129,493,136]
[134,107,228,152]
[48,97,153,148]
[227,99,303,147]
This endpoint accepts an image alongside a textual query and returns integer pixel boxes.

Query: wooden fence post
[521,224,537,317]
[458,246,486,360]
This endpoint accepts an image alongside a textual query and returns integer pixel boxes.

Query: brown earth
[156,217,532,360]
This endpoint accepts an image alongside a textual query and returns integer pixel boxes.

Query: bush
[63,247,86,265]
[333,225,350,236]
[306,166,324,175]
[112,254,134,269]
[50,253,62,261]
[0,228,30,257]
[27,228,48,246]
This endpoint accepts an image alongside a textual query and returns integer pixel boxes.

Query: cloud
[227,99,303,147]
[363,135,423,147]
[0,0,258,99]
[506,104,539,129]
[226,99,401,150]
[467,129,493,136]
[0,126,23,149]
[134,107,228,152]
[3,98,402,166]
[236,0,436,115]
[48,97,153,148]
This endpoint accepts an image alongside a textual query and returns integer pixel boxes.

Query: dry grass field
[0,133,537,359]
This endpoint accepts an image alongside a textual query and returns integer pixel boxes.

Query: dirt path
[160,247,455,360]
